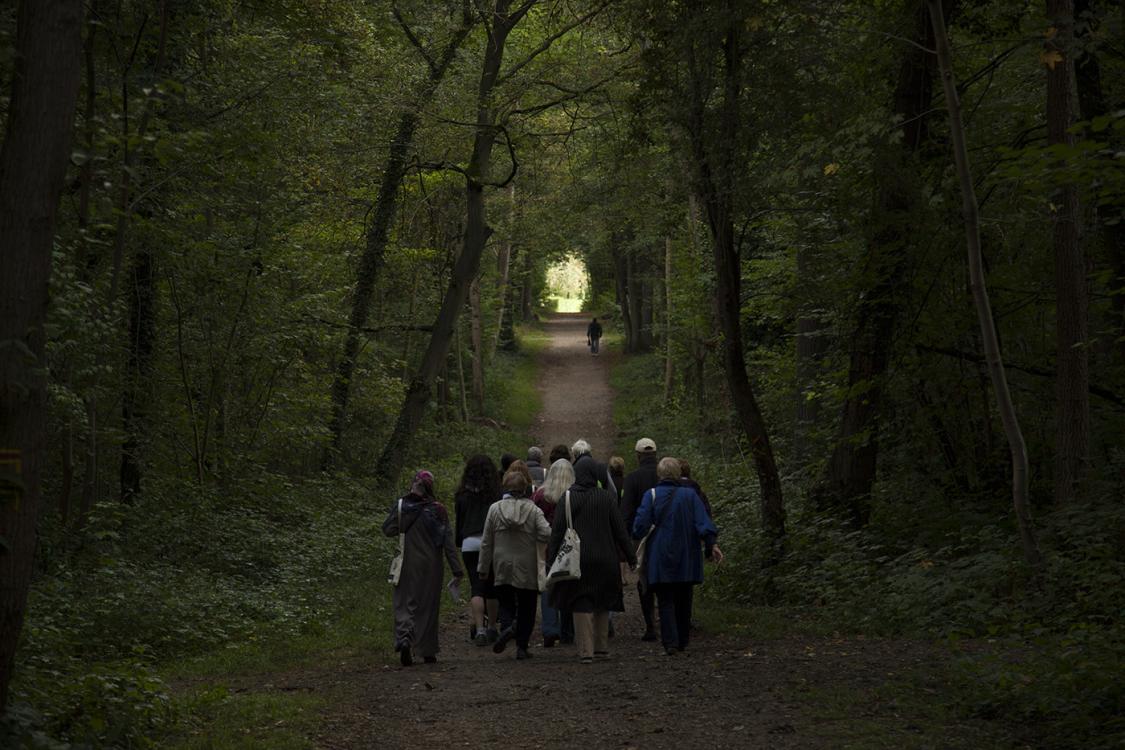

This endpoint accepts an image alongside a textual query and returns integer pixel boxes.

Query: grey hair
[541,459,576,504]
[527,446,543,461]
[570,439,591,458]
[657,456,682,480]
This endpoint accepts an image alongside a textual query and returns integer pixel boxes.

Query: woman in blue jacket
[632,457,718,655]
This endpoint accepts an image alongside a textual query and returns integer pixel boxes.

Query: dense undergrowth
[610,349,1125,750]
[3,331,543,749]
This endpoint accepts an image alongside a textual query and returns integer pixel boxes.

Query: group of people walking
[382,439,720,666]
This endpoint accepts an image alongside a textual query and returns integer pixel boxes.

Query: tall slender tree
[1046,0,1090,505]
[324,1,475,469]
[375,0,537,485]
[927,0,1043,570]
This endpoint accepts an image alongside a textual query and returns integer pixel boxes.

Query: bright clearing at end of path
[545,255,588,313]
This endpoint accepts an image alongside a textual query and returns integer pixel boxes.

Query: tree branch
[496,1,610,85]
[392,1,437,73]
[917,344,1125,408]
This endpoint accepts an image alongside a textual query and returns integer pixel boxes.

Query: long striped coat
[547,486,636,612]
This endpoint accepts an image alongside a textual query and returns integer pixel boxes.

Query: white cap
[635,437,656,453]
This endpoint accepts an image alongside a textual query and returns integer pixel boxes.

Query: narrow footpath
[301,315,1000,749]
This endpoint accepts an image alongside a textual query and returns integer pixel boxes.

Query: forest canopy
[0,0,1122,746]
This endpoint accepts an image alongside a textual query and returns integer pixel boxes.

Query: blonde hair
[657,456,682,481]
[540,458,576,504]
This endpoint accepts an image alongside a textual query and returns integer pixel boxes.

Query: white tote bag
[387,498,405,586]
[547,491,581,585]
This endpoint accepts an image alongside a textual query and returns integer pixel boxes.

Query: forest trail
[531,313,617,457]
[285,316,995,749]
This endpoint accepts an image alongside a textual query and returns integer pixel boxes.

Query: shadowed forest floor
[203,316,1007,750]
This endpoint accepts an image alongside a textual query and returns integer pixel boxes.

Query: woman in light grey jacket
[478,470,551,659]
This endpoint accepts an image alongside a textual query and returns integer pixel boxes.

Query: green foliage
[166,688,321,750]
[613,349,1125,748]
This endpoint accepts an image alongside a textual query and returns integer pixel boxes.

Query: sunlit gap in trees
[544,254,589,313]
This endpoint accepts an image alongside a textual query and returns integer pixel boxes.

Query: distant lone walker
[587,317,603,356]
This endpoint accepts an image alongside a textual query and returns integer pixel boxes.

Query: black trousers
[495,585,538,649]
[638,580,655,631]
[652,582,694,650]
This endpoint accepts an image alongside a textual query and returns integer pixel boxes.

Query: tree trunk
[59,423,74,524]
[375,0,531,487]
[499,244,518,351]
[491,182,515,356]
[927,0,1043,570]
[520,248,533,321]
[1073,0,1125,365]
[76,0,98,277]
[0,0,83,709]
[1046,0,1089,506]
[323,10,474,469]
[79,397,97,523]
[664,236,675,403]
[107,0,168,304]
[120,245,157,503]
[612,245,633,352]
[811,0,947,525]
[627,253,646,352]
[469,278,486,414]
[683,2,785,553]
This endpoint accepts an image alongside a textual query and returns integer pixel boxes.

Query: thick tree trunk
[928,0,1043,570]
[375,0,529,487]
[811,0,948,525]
[324,11,474,468]
[684,3,785,552]
[1046,0,1089,506]
[0,0,83,710]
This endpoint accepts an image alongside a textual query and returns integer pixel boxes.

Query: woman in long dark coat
[547,459,636,663]
[383,471,464,666]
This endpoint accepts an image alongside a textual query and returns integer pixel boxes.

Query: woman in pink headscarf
[382,470,464,666]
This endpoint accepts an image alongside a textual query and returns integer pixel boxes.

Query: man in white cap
[620,437,660,640]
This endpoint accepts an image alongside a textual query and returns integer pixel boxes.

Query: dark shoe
[493,627,514,654]
[560,636,574,645]
[664,647,678,656]
[641,629,657,642]
[543,635,558,648]
[486,627,499,644]
[399,646,413,667]
[608,621,615,638]
[423,655,437,664]
[473,631,489,647]
[516,647,532,660]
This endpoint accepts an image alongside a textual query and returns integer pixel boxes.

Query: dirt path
[298,315,1000,749]
[531,313,617,458]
